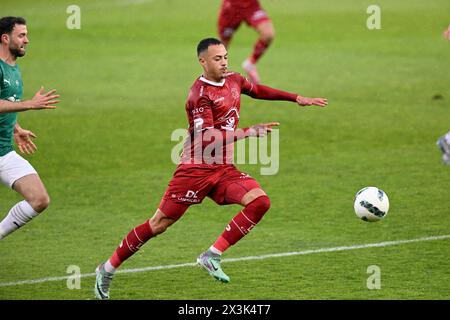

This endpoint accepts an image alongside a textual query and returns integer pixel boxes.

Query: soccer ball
[354,187,389,222]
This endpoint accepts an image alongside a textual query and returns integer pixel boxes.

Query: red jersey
[180,72,297,165]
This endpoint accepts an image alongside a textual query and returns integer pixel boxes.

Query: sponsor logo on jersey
[191,107,204,115]
[240,172,251,179]
[231,88,239,100]
[193,117,204,132]
[176,190,201,203]
[221,117,235,131]
[185,190,199,198]
[218,107,239,121]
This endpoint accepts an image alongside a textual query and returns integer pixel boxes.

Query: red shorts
[159,164,261,220]
[218,0,271,41]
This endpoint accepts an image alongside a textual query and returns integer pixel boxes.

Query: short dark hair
[0,16,26,43]
[197,38,223,56]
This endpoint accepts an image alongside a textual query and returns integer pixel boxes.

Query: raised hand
[29,87,60,110]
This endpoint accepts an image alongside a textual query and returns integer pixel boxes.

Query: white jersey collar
[199,76,225,87]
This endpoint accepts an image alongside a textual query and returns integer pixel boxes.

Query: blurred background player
[0,16,60,240]
[443,24,450,39]
[435,29,449,164]
[218,0,275,84]
[436,131,450,165]
[94,38,327,300]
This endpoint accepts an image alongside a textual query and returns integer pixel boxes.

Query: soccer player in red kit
[218,0,274,84]
[94,38,327,299]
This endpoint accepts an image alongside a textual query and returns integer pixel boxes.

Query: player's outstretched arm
[243,80,328,107]
[14,123,38,154]
[0,87,60,114]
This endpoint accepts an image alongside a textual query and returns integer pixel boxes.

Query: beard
[9,45,26,58]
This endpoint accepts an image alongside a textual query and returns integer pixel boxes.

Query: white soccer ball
[354,187,389,222]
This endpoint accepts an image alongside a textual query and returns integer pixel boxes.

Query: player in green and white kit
[0,17,60,240]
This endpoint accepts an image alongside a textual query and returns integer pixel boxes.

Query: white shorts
[0,151,38,188]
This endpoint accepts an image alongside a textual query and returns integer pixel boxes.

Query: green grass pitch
[0,0,449,300]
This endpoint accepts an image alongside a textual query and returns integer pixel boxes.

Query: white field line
[1,234,449,288]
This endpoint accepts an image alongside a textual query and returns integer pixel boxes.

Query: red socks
[251,39,270,64]
[108,196,270,268]
[109,220,154,268]
[215,195,270,252]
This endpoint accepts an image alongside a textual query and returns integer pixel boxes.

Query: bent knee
[261,31,275,44]
[150,223,168,235]
[149,213,176,235]
[30,194,50,213]
[258,24,275,43]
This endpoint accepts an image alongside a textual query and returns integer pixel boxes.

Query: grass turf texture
[0,0,449,299]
